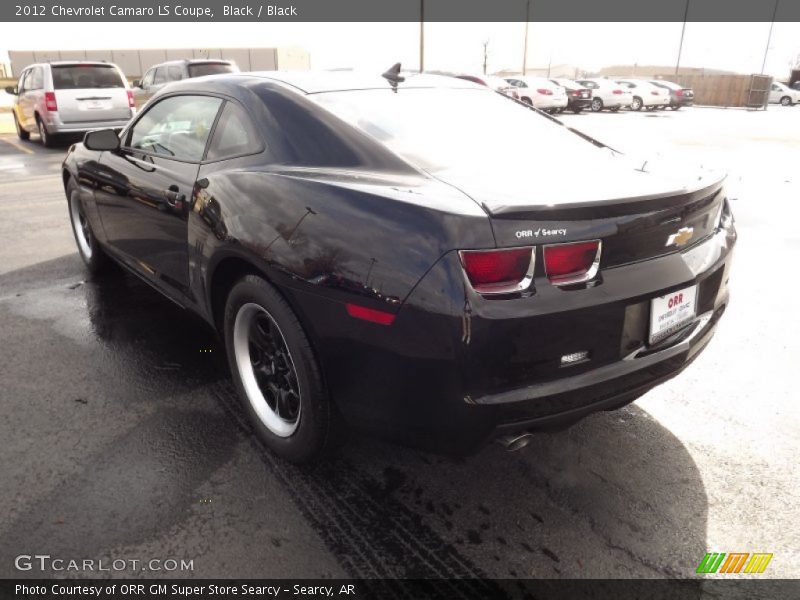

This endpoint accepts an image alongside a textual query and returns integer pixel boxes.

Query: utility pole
[761,0,779,74]
[675,0,690,76]
[419,0,425,73]
[522,0,530,75]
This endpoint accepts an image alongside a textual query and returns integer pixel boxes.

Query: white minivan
[5,61,135,147]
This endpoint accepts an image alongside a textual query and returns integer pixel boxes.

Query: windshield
[188,63,236,78]
[312,87,604,172]
[52,65,124,89]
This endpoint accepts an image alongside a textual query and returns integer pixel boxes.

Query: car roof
[30,61,117,68]
[153,59,234,66]
[234,70,484,94]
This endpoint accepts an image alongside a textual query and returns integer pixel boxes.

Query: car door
[94,94,224,300]
[15,70,31,127]
[769,84,780,103]
[19,68,43,128]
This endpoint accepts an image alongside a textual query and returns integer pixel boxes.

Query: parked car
[615,79,671,111]
[550,78,592,113]
[503,76,568,112]
[132,59,239,107]
[575,78,632,112]
[5,61,135,147]
[453,74,520,99]
[649,79,694,110]
[768,82,800,106]
[62,71,735,462]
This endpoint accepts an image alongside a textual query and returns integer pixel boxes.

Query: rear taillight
[44,92,57,112]
[612,89,623,95]
[543,241,602,285]
[651,90,659,95]
[459,247,535,295]
[126,90,135,108]
[676,89,684,96]
[537,88,553,95]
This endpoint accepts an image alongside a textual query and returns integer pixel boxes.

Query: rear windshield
[312,87,603,172]
[652,80,682,90]
[187,63,235,78]
[52,65,124,89]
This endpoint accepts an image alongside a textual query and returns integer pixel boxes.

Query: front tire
[780,96,792,106]
[631,96,643,111]
[521,97,533,106]
[14,112,30,140]
[670,105,681,111]
[67,180,109,275]
[609,106,621,112]
[224,275,334,463]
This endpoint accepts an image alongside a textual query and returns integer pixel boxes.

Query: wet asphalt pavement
[0,107,798,583]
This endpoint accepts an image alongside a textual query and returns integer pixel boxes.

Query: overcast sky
[1,22,799,77]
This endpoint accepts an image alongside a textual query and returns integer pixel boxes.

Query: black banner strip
[3,579,799,600]
[2,0,799,23]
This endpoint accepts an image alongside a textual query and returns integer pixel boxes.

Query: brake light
[543,241,602,285]
[44,92,57,112]
[537,88,553,95]
[612,89,624,95]
[126,89,135,108]
[345,303,396,326]
[459,247,535,295]
[676,89,684,96]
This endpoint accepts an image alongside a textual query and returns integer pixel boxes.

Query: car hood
[427,149,726,219]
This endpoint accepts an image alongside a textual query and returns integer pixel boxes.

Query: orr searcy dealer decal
[515,227,567,239]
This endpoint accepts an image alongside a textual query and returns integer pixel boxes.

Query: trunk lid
[431,152,726,268]
[52,64,132,123]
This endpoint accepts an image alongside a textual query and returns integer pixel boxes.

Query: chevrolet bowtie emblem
[666,226,694,247]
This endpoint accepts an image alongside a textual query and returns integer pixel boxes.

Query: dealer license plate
[649,285,697,344]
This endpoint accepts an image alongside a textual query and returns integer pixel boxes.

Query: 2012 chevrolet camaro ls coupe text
[62,70,736,462]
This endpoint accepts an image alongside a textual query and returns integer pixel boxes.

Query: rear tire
[631,96,643,111]
[670,105,681,111]
[590,97,603,112]
[572,106,583,114]
[780,96,792,106]
[67,179,110,275]
[14,112,30,141]
[224,275,336,463]
[37,116,56,148]
[609,106,621,112]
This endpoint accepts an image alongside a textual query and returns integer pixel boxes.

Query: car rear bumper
[43,113,133,134]
[568,98,592,109]
[287,220,736,453]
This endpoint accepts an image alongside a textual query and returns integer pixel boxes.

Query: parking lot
[0,104,798,582]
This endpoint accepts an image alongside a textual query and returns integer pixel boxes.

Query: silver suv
[5,61,135,147]
[132,59,238,108]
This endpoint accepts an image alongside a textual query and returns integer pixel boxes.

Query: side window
[153,67,167,85]
[141,69,155,88]
[206,101,262,160]
[168,65,183,82]
[18,70,30,93]
[29,67,43,90]
[771,84,780,91]
[127,95,223,161]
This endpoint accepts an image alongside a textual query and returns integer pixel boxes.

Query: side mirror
[4,86,18,95]
[84,129,121,152]
[132,80,141,88]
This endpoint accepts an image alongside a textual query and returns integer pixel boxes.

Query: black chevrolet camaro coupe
[62,70,736,462]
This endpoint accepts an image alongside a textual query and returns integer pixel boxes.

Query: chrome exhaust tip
[496,432,534,452]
